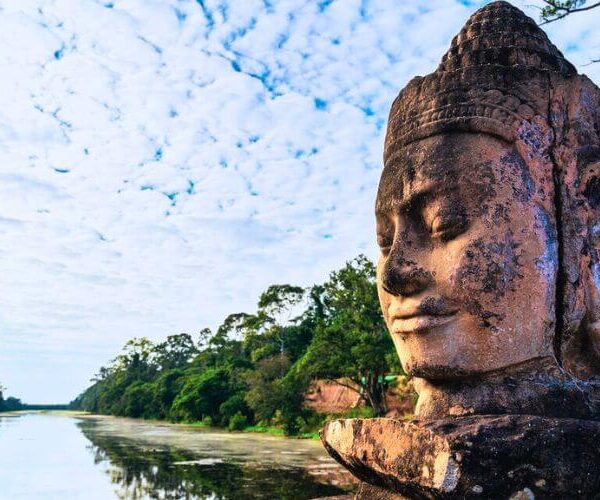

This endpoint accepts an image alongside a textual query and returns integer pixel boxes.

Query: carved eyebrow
[376,180,456,219]
[375,187,434,220]
[392,187,433,212]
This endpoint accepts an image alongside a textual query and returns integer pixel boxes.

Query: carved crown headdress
[384,1,576,162]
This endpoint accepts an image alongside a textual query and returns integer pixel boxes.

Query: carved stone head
[376,1,600,381]
[322,5,600,495]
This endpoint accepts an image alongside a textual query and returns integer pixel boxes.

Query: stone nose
[381,256,433,297]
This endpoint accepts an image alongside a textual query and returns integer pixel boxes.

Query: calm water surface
[0,412,352,499]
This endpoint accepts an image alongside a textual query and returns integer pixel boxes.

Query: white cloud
[0,0,597,402]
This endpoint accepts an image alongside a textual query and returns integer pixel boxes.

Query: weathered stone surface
[412,357,600,421]
[322,1,600,497]
[322,416,600,499]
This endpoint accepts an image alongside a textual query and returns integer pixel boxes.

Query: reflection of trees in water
[77,420,346,499]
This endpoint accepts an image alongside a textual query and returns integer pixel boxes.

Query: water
[0,412,352,499]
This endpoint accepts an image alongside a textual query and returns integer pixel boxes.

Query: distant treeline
[23,404,69,410]
[72,255,403,434]
[0,385,68,412]
[0,384,23,412]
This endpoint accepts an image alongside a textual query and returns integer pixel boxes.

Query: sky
[0,0,598,403]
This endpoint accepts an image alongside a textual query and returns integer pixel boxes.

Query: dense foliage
[72,255,403,434]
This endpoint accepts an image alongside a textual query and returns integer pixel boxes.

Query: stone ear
[571,161,600,376]
[550,75,600,379]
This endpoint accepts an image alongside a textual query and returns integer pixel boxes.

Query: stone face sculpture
[321,2,600,497]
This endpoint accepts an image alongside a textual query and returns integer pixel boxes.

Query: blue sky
[0,0,598,402]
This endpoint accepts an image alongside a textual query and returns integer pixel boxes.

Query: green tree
[2,397,22,412]
[219,393,251,426]
[155,333,198,371]
[538,1,600,63]
[150,368,186,420]
[171,367,231,422]
[121,381,154,418]
[295,255,400,415]
[113,337,158,379]
[244,354,291,422]
[202,314,250,367]
[243,285,307,362]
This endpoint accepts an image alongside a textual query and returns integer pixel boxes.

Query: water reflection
[0,413,351,499]
[0,412,118,499]
[78,416,350,499]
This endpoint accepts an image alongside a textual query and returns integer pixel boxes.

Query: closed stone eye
[430,215,468,241]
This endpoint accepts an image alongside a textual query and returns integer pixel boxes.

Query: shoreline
[72,411,323,440]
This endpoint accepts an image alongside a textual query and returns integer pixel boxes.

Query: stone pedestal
[321,417,600,499]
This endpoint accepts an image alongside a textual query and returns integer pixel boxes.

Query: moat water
[0,412,352,499]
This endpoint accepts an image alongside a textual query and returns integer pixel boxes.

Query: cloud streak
[0,0,597,402]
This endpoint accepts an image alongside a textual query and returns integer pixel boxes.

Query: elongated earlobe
[562,161,600,378]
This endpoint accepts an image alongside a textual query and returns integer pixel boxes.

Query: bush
[244,355,290,422]
[228,411,248,431]
[219,393,250,426]
[121,382,154,418]
[170,368,230,421]
[271,409,285,427]
[201,415,213,426]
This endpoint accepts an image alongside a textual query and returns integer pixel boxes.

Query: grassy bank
[75,407,381,441]
[179,406,378,440]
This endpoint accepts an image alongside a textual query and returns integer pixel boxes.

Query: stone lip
[321,416,600,499]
